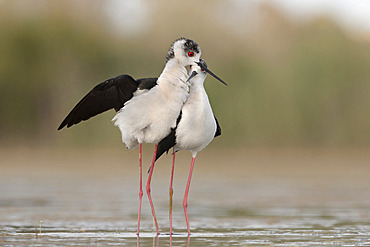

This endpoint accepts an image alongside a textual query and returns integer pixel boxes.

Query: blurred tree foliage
[0,1,369,148]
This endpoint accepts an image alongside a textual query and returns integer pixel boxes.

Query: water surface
[1,148,369,246]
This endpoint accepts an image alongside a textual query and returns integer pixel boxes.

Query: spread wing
[58,74,143,130]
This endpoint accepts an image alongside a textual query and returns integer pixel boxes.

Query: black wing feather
[155,113,221,162]
[214,116,221,137]
[58,74,139,130]
[137,77,158,90]
[155,111,182,161]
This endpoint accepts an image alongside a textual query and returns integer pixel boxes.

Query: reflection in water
[136,235,190,247]
[169,234,190,247]
[1,208,370,246]
[153,235,159,247]
[1,149,370,246]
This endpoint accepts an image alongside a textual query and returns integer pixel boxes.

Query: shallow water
[1,148,369,246]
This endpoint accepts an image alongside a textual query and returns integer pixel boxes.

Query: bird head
[187,59,228,86]
[166,37,201,67]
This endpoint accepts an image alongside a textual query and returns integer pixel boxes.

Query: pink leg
[183,156,196,236]
[169,150,176,235]
[146,144,160,235]
[137,143,143,236]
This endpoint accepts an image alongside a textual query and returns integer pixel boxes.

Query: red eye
[188,52,194,57]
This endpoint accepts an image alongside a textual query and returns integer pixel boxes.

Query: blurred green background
[0,0,369,149]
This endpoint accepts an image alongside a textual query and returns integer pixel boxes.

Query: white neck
[158,59,189,90]
[190,81,204,91]
[154,58,190,106]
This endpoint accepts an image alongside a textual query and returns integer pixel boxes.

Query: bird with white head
[59,37,201,236]
[155,59,227,235]
[58,38,227,236]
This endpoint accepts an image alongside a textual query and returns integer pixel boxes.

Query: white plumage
[58,38,228,236]
[112,42,200,149]
[155,59,227,236]
[174,65,216,157]
[58,37,204,236]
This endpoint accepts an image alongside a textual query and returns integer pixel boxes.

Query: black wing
[214,116,221,137]
[137,77,158,90]
[58,74,140,130]
[155,112,182,161]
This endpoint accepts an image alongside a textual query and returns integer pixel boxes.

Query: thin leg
[146,144,160,235]
[137,143,143,236]
[169,150,176,235]
[183,156,196,236]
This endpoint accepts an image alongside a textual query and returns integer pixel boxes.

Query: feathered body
[112,59,190,149]
[57,38,228,236]
[59,38,202,151]
[156,59,222,160]
[154,59,225,236]
[174,71,216,156]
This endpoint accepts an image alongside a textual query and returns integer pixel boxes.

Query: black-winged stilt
[58,37,202,236]
[155,59,227,235]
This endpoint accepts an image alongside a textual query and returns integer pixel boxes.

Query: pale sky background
[106,0,370,36]
[266,0,370,32]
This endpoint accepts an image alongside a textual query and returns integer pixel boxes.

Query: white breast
[112,65,189,149]
[175,85,216,155]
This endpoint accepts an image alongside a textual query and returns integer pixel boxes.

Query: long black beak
[196,61,228,86]
[186,71,198,82]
